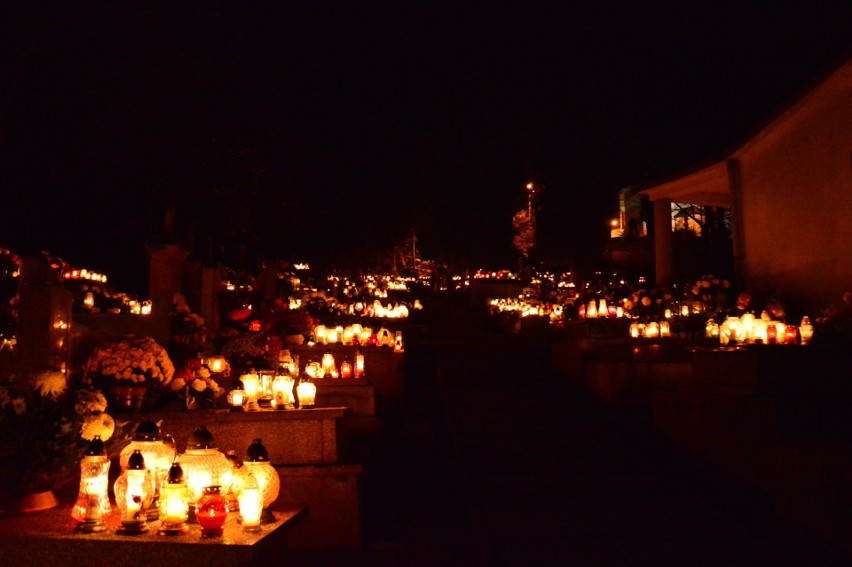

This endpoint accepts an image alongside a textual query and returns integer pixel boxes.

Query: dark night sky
[2,2,851,294]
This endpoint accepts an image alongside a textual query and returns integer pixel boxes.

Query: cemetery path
[299,290,850,566]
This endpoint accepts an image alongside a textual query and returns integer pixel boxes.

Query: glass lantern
[753,318,769,343]
[314,324,328,344]
[305,360,321,379]
[719,316,739,345]
[740,313,756,342]
[114,450,154,535]
[237,470,263,531]
[158,461,189,535]
[240,372,262,411]
[72,435,111,533]
[644,321,660,338]
[177,426,234,515]
[705,319,719,339]
[258,370,275,409]
[271,372,294,409]
[196,485,229,537]
[321,349,335,377]
[776,322,788,344]
[241,439,280,523]
[785,325,798,345]
[354,347,365,379]
[339,356,353,379]
[342,326,355,345]
[296,378,316,409]
[800,316,814,345]
[629,322,641,338]
[586,300,597,318]
[225,450,242,511]
[767,323,778,344]
[205,355,228,375]
[227,378,246,411]
[119,421,176,521]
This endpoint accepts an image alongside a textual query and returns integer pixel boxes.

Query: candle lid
[166,461,184,483]
[187,425,216,449]
[128,449,146,470]
[85,435,106,456]
[133,420,160,441]
[245,438,269,462]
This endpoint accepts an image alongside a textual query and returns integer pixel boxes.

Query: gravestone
[15,259,72,375]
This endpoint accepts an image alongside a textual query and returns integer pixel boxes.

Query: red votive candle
[196,485,228,537]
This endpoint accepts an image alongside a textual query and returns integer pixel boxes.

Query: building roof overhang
[634,54,851,209]
[637,160,732,207]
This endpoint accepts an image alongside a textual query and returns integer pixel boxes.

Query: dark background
[2,2,851,295]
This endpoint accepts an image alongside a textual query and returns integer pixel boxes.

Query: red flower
[229,306,252,321]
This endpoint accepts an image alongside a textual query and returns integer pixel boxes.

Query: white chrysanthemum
[81,411,115,442]
[190,378,207,393]
[196,367,211,379]
[170,377,187,392]
[75,388,108,415]
[83,334,175,387]
[33,370,67,399]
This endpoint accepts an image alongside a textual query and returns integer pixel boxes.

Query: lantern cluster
[313,323,402,348]
[230,363,310,412]
[710,313,814,345]
[580,298,626,319]
[71,423,282,538]
[488,297,564,323]
[628,320,671,339]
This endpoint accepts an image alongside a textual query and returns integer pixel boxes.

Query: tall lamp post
[513,181,539,278]
[608,218,619,275]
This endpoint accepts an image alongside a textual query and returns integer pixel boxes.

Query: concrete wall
[737,61,852,316]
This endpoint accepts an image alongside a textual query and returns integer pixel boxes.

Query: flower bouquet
[82,334,175,411]
[265,300,317,343]
[220,330,283,375]
[686,274,731,315]
[624,288,672,321]
[0,369,126,508]
[170,301,206,339]
[814,291,852,346]
[168,358,225,410]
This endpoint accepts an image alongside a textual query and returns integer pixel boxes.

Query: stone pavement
[291,291,851,566]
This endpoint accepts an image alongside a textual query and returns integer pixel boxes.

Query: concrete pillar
[145,243,189,346]
[16,282,72,375]
[200,267,223,331]
[653,198,674,286]
[145,243,189,313]
[726,159,746,287]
